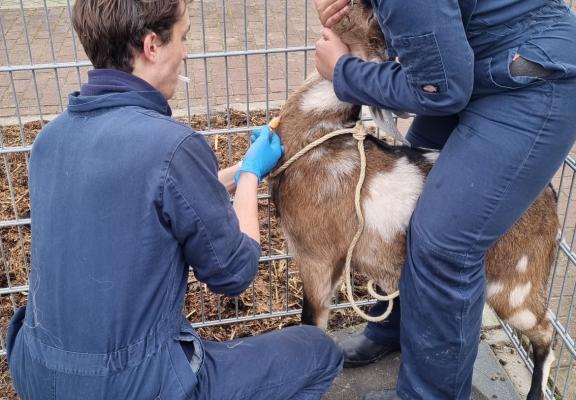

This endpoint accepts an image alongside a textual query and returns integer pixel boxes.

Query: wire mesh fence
[1,0,576,398]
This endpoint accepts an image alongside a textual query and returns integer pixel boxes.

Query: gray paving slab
[472,342,521,400]
[324,324,399,400]
[324,324,521,400]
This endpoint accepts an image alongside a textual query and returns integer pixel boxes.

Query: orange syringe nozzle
[269,117,280,130]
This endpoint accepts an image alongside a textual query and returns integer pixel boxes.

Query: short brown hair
[73,0,185,73]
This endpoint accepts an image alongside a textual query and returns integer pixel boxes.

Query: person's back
[27,87,197,354]
[467,0,573,59]
[11,74,210,399]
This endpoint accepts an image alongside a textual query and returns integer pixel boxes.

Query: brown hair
[72,0,185,73]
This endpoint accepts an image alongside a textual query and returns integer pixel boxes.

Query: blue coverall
[6,70,343,400]
[332,0,576,398]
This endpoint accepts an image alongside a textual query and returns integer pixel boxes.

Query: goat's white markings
[300,79,347,114]
[423,151,440,164]
[317,155,357,200]
[308,147,328,162]
[541,350,555,393]
[515,255,528,273]
[486,281,504,298]
[363,157,424,242]
[509,282,532,308]
[507,310,537,330]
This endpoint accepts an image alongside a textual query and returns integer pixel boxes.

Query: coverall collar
[69,68,172,116]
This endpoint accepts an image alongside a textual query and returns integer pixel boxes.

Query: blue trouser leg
[406,115,459,150]
[364,297,402,344]
[396,76,576,399]
[363,115,457,345]
[193,325,343,400]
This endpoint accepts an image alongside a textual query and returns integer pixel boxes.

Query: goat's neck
[277,73,361,161]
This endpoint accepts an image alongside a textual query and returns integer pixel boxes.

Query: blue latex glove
[249,131,259,144]
[249,120,279,143]
[235,125,284,184]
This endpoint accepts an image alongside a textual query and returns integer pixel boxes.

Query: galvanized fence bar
[17,0,45,127]
[0,47,317,74]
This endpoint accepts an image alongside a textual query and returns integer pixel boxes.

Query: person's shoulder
[39,110,72,130]
[127,110,216,168]
[30,111,72,147]
[171,130,216,168]
[131,108,195,137]
[122,107,210,152]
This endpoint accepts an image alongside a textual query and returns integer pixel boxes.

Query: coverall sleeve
[162,134,261,297]
[332,0,474,116]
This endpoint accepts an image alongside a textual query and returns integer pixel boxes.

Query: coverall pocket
[167,321,203,397]
[6,305,25,361]
[393,33,447,94]
[9,333,57,400]
[168,339,199,397]
[487,48,554,90]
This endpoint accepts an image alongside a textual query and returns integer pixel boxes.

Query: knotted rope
[269,120,399,322]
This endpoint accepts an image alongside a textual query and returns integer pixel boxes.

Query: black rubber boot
[337,332,400,368]
[364,390,402,400]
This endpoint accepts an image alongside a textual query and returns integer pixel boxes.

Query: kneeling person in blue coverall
[6,0,343,399]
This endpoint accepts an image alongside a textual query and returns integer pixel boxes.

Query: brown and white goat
[269,3,559,400]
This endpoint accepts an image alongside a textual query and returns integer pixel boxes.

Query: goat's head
[331,0,386,62]
[273,1,385,155]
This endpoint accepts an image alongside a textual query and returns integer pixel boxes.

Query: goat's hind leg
[487,293,555,400]
[525,317,555,400]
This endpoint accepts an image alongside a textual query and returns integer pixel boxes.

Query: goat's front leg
[299,259,339,330]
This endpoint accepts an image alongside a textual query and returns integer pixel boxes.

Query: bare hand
[314,0,349,28]
[315,28,350,80]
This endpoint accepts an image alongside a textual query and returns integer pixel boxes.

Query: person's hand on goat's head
[314,0,349,27]
[315,28,350,80]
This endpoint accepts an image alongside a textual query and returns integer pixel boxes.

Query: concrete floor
[323,310,527,400]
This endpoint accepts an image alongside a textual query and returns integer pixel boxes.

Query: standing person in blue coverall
[6,0,343,398]
[313,0,576,399]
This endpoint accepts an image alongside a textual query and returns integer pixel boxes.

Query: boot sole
[343,348,400,369]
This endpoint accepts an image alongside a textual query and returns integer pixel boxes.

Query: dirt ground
[0,109,369,399]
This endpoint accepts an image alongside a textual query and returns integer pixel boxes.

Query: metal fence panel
[1,0,576,398]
